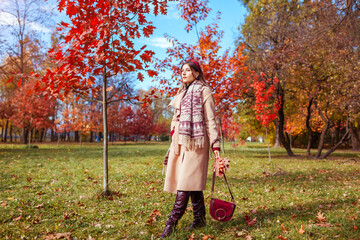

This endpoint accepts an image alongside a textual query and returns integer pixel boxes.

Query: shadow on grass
[222,197,359,235]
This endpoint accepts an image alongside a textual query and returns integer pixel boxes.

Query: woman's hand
[214,150,221,159]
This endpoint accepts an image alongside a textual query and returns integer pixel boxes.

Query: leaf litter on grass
[1,142,360,239]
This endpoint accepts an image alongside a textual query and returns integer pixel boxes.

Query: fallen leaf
[298,224,305,234]
[44,232,71,240]
[316,211,326,222]
[13,216,22,221]
[187,233,195,240]
[244,215,257,226]
[315,223,331,227]
[277,235,287,240]
[146,209,162,225]
[35,203,44,209]
[202,234,214,240]
[281,223,288,233]
[234,230,248,237]
[244,235,253,240]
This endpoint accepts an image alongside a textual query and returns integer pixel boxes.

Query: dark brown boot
[161,191,190,238]
[186,191,206,230]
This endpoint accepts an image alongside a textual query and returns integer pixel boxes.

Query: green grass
[1,142,360,239]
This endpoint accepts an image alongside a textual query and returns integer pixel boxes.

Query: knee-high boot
[186,191,206,230]
[161,191,190,238]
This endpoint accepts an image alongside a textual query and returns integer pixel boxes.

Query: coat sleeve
[202,87,220,152]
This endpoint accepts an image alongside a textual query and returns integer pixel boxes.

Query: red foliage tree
[156,0,249,152]
[40,0,168,194]
[132,107,153,142]
[252,73,281,128]
[117,106,134,143]
[11,80,56,144]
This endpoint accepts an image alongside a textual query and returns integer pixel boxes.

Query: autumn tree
[238,0,359,157]
[156,0,249,153]
[10,79,56,144]
[0,0,53,143]
[41,0,168,195]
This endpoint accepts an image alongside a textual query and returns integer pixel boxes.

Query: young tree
[41,0,168,195]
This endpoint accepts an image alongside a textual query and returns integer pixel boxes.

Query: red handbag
[209,172,236,222]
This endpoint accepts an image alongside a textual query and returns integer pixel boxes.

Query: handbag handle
[211,171,235,203]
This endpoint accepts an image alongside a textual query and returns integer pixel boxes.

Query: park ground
[1,142,360,239]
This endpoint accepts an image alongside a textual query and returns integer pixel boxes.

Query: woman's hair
[178,59,207,93]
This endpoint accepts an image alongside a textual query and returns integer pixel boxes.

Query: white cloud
[0,11,51,33]
[28,21,51,33]
[147,37,172,49]
[0,11,17,26]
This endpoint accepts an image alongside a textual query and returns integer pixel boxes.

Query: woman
[161,59,221,238]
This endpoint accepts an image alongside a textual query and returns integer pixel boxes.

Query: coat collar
[168,90,186,109]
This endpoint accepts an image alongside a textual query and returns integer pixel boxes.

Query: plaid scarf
[178,80,205,151]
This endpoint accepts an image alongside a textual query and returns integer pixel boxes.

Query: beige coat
[164,86,220,194]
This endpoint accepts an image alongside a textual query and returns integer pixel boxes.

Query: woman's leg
[186,191,206,230]
[161,190,190,238]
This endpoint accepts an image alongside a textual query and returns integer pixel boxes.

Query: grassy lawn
[1,142,360,239]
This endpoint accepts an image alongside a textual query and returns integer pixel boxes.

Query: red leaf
[6,76,14,83]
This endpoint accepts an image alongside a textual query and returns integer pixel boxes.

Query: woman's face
[181,64,199,84]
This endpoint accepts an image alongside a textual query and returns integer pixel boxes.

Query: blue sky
[137,0,248,90]
[0,0,247,89]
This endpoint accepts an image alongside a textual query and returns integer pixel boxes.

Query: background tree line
[0,0,359,160]
[235,0,360,158]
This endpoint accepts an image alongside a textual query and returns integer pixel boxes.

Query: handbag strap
[211,171,235,202]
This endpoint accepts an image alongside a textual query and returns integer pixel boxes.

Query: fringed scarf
[178,80,205,151]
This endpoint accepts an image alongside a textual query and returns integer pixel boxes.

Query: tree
[10,79,56,144]
[41,0,168,195]
[238,0,359,158]
[133,106,153,142]
[156,0,249,153]
[0,0,53,143]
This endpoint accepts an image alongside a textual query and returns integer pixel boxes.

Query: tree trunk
[28,127,32,145]
[1,126,3,142]
[334,125,340,144]
[349,124,360,151]
[51,129,56,142]
[22,127,28,144]
[315,119,330,159]
[9,125,13,142]
[273,120,281,147]
[320,118,350,159]
[278,94,294,157]
[306,97,314,157]
[40,129,45,142]
[89,131,93,142]
[102,67,110,196]
[3,120,9,142]
[320,131,350,159]
[219,117,225,154]
[75,131,79,142]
